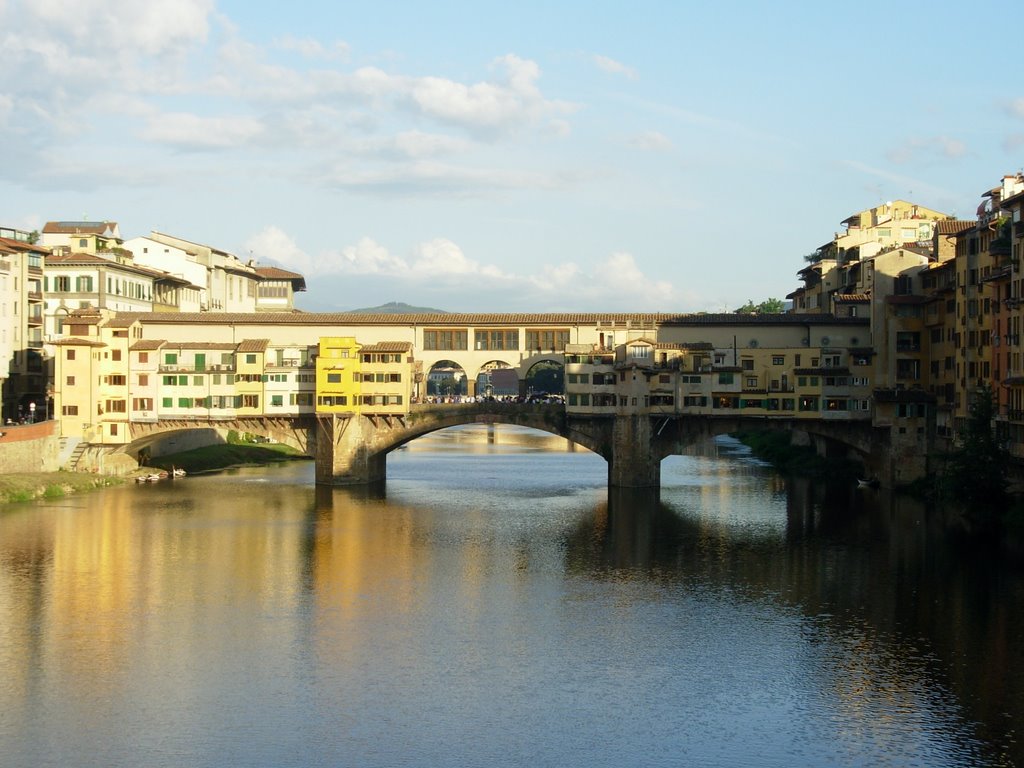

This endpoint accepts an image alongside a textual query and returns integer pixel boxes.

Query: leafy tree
[734,298,786,315]
[943,385,1009,518]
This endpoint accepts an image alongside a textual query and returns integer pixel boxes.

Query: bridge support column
[608,415,660,488]
[314,415,386,485]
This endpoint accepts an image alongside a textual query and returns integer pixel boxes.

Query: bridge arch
[649,415,876,473]
[316,402,610,485]
[122,417,315,462]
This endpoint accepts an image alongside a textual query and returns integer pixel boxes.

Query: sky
[2,0,1022,314]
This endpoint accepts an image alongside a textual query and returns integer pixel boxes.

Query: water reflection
[0,427,1020,767]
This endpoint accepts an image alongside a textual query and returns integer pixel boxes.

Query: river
[0,426,1021,767]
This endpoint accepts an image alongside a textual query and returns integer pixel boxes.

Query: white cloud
[592,54,638,80]
[531,251,674,307]
[21,0,212,57]
[407,54,565,136]
[274,36,350,61]
[245,226,315,275]
[338,237,410,274]
[410,239,509,278]
[245,228,677,311]
[141,112,265,149]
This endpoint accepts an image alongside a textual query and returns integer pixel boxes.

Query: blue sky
[2,0,1021,312]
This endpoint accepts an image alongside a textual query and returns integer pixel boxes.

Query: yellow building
[316,336,361,413]
[235,339,268,416]
[356,342,416,414]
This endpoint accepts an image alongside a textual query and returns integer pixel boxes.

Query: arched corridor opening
[426,360,468,400]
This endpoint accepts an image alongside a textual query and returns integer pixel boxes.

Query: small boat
[144,473,164,483]
[171,467,186,478]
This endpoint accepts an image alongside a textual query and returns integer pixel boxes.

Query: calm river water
[1,426,1022,767]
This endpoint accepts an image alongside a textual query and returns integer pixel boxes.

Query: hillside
[342,301,447,314]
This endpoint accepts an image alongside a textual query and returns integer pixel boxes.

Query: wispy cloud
[592,54,637,80]
[886,136,967,165]
[628,130,673,152]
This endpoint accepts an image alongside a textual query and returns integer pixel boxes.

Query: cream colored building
[0,234,47,423]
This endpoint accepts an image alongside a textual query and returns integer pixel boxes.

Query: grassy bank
[0,472,126,506]
[732,429,862,480]
[145,442,308,475]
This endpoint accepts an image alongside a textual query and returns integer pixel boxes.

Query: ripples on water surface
[0,426,1021,767]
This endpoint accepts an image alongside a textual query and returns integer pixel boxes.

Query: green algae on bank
[0,472,126,506]
[145,442,309,475]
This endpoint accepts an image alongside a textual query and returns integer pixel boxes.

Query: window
[327,373,342,383]
[317,395,348,407]
[178,397,192,408]
[53,276,70,292]
[745,377,758,387]
[193,376,204,386]
[66,376,75,386]
[66,349,76,361]
[896,332,920,352]
[245,354,257,364]
[526,329,570,351]
[111,349,122,361]
[164,353,177,365]
[423,329,468,350]
[896,359,921,380]
[132,398,153,411]
[271,395,283,407]
[718,372,734,385]
[474,329,519,351]
[741,359,754,371]
[629,345,651,359]
[138,374,149,386]
[105,400,126,413]
[242,395,259,408]
[772,356,785,365]
[75,276,93,292]
[162,397,173,408]
[139,352,148,364]
[62,405,78,416]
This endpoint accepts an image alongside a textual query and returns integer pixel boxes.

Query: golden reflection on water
[0,429,1020,767]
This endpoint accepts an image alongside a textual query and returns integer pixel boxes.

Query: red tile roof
[360,341,414,353]
[236,338,270,352]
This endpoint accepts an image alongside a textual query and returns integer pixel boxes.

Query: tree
[943,385,1010,518]
[734,298,786,315]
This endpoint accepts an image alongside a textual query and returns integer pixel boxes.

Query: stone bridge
[313,403,895,487]
[116,404,903,487]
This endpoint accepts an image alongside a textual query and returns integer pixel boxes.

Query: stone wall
[0,420,60,473]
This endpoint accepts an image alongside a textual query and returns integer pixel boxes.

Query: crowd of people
[416,393,565,406]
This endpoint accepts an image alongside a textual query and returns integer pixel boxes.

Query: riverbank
[145,442,309,475]
[732,429,862,480]
[0,472,126,505]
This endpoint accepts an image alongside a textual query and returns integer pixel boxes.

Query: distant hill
[342,301,448,314]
